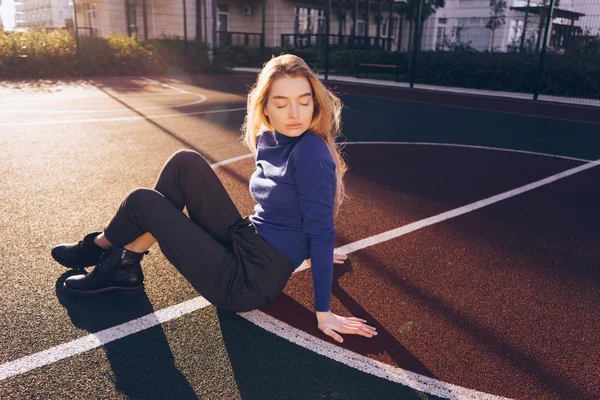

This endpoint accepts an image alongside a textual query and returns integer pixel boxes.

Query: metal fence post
[195,0,202,41]
[519,0,531,53]
[71,0,83,77]
[386,0,393,51]
[183,0,188,71]
[409,0,423,88]
[324,0,331,80]
[533,0,555,101]
[261,0,266,63]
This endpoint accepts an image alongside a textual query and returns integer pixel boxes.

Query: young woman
[52,54,377,343]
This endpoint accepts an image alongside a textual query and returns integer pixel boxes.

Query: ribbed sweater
[249,130,336,312]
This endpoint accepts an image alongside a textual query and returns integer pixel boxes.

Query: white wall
[571,0,600,35]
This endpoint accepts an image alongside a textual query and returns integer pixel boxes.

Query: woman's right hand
[333,251,347,264]
[316,310,378,343]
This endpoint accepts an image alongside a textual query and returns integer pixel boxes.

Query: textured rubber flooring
[1,76,598,400]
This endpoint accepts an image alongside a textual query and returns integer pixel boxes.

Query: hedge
[214,46,600,99]
[0,30,217,79]
[1,30,598,99]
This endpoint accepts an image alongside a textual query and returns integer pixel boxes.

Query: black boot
[64,246,145,295]
[51,232,105,269]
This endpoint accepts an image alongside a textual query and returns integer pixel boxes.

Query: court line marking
[0,77,206,113]
[0,107,247,127]
[1,143,597,400]
[238,311,511,400]
[343,141,591,162]
[0,96,206,114]
[0,92,187,104]
[0,78,241,124]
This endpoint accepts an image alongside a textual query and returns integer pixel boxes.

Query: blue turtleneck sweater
[249,130,336,312]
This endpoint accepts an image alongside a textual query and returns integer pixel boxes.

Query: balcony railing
[281,33,394,50]
[215,31,262,48]
[78,26,99,37]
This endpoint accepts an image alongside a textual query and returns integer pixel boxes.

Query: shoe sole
[63,283,145,296]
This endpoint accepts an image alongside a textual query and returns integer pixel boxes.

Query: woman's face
[264,76,315,137]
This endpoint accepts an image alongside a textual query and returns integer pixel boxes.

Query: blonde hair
[242,54,347,215]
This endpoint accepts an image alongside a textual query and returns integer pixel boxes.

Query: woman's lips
[286,123,302,128]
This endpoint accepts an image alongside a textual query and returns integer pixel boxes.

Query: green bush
[0,30,77,78]
[213,45,599,99]
[211,46,325,72]
[0,30,215,79]
[1,30,598,100]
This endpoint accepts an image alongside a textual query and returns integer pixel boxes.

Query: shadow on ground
[217,260,442,400]
[55,271,200,399]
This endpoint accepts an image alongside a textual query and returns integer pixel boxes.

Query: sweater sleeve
[292,135,336,312]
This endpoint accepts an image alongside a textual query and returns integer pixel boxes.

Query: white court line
[238,311,511,400]
[1,143,598,399]
[0,92,187,104]
[0,297,210,381]
[210,153,254,168]
[289,158,600,275]
[0,107,247,127]
[0,97,206,114]
[0,77,239,121]
[343,141,591,162]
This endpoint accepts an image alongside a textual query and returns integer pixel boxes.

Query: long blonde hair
[242,54,347,215]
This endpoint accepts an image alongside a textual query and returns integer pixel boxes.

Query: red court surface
[1,77,599,400]
[215,143,600,400]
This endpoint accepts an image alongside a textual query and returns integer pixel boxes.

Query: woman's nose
[289,104,299,118]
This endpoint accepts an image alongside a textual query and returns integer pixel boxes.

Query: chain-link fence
[2,0,599,105]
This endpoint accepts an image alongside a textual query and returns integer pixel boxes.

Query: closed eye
[276,103,311,109]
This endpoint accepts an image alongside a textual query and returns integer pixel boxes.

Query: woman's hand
[316,311,378,343]
[333,251,347,264]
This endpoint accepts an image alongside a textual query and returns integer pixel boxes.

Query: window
[436,26,447,49]
[294,7,325,35]
[217,5,228,32]
[126,2,138,35]
[436,26,447,42]
[217,5,229,47]
[459,0,489,8]
[357,13,365,36]
[82,3,98,36]
[456,17,492,50]
[381,16,398,38]
[339,17,346,35]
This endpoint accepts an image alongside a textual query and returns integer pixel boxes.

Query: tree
[440,25,475,52]
[400,0,445,52]
[486,0,506,51]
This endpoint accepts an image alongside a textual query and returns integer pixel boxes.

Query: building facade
[71,0,198,38]
[423,0,597,52]
[14,0,72,29]
[60,0,600,52]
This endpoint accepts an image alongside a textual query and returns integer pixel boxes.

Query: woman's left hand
[333,251,347,264]
[316,311,378,343]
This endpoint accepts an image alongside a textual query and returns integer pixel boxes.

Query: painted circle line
[0,95,206,114]
[0,106,247,127]
[0,91,190,104]
[1,143,597,400]
[0,78,207,114]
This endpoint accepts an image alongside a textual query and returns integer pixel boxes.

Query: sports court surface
[0,74,598,399]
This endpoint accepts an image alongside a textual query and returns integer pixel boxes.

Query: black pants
[103,150,295,312]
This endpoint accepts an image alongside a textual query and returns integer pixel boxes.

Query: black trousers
[103,150,295,312]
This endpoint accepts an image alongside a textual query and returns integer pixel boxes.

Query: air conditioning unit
[241,5,252,16]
